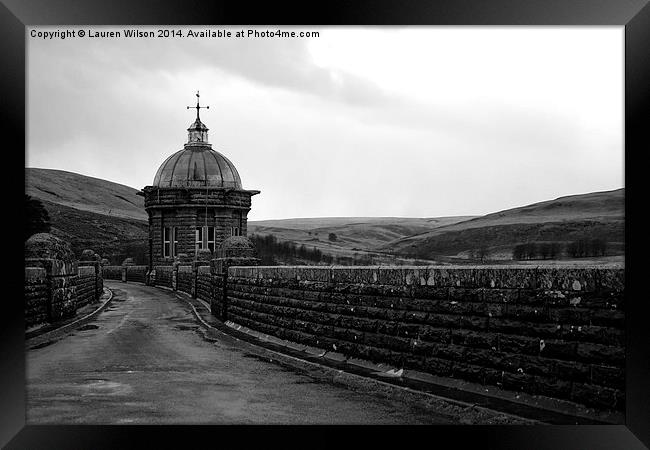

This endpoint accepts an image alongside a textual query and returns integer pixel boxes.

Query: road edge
[26,288,114,348]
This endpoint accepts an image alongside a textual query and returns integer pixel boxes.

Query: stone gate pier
[24,233,104,328]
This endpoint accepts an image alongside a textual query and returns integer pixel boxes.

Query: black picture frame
[2,1,648,448]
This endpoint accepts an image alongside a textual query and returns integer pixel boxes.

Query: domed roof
[153,146,242,189]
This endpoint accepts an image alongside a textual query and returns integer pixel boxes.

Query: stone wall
[177,265,193,293]
[223,266,625,411]
[26,258,79,323]
[104,264,153,283]
[211,270,227,321]
[24,267,48,327]
[154,265,173,288]
[143,187,252,208]
[103,266,122,280]
[98,258,626,412]
[125,265,148,283]
[76,266,97,308]
[196,266,214,302]
[24,234,105,329]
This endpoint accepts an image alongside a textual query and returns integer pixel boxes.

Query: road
[26,281,452,424]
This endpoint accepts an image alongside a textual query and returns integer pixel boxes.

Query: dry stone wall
[224,265,625,411]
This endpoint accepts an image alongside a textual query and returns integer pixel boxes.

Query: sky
[27,26,624,221]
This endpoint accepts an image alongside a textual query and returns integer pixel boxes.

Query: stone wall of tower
[148,205,251,265]
[176,210,192,257]
[143,187,253,210]
[214,210,231,244]
[239,211,248,236]
[144,187,255,266]
[149,210,163,264]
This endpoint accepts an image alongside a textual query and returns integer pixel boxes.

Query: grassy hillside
[385,189,624,262]
[41,200,149,265]
[26,168,146,221]
[248,216,475,262]
[26,168,148,264]
[250,216,473,231]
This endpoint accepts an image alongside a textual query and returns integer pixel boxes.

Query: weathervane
[187,91,209,120]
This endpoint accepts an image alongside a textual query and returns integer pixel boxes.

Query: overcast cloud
[27,26,623,220]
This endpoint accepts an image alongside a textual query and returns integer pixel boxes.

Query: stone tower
[139,93,260,267]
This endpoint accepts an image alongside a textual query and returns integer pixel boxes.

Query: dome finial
[186,91,210,144]
[187,90,209,121]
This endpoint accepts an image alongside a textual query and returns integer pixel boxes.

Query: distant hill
[384,189,625,261]
[26,168,148,264]
[26,168,146,221]
[41,200,149,264]
[250,216,474,231]
[248,216,476,263]
[25,167,624,265]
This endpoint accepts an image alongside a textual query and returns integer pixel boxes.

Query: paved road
[27,281,452,424]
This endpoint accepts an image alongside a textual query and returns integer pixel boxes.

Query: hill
[248,216,476,263]
[26,168,146,221]
[41,200,149,264]
[26,168,148,264]
[384,189,624,261]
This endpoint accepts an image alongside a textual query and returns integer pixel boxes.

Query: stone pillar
[80,249,102,302]
[121,257,134,282]
[211,256,260,321]
[25,233,78,323]
[192,249,212,298]
[210,258,228,321]
[210,236,260,322]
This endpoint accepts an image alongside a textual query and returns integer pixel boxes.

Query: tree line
[249,233,375,266]
[250,233,333,265]
[512,239,607,260]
